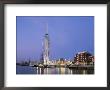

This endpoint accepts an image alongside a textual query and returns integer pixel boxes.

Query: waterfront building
[29,61,38,66]
[89,56,94,62]
[66,60,72,65]
[74,51,94,65]
[89,56,94,65]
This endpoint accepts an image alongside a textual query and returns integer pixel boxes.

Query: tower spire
[46,23,48,34]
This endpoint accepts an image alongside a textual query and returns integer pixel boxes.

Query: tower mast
[46,23,48,34]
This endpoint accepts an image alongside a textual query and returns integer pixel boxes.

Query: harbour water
[16,65,94,74]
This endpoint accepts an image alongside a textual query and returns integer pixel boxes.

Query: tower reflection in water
[34,67,94,74]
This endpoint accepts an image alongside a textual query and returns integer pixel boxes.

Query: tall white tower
[43,23,50,65]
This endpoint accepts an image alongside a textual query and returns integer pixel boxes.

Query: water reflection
[16,66,94,74]
[34,67,94,74]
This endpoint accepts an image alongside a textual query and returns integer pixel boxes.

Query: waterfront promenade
[17,63,94,70]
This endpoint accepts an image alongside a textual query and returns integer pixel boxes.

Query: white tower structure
[43,23,50,65]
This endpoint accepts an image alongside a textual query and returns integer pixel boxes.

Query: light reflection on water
[16,65,94,74]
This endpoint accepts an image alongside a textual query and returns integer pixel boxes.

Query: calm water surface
[16,65,94,74]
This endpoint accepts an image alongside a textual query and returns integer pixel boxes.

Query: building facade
[74,51,94,65]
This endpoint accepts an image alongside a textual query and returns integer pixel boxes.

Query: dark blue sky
[16,16,94,61]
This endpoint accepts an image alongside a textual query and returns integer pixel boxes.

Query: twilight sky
[16,16,94,62]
